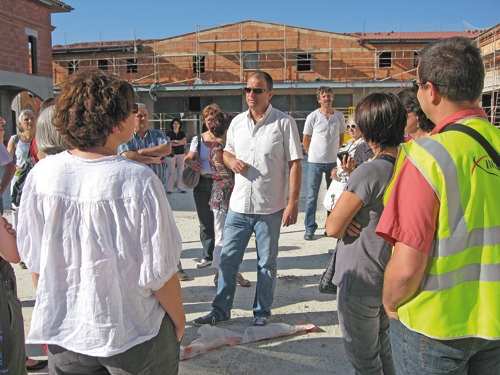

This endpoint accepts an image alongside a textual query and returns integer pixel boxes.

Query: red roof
[350,30,483,40]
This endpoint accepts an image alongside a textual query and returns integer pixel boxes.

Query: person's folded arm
[326,190,364,238]
[137,144,171,157]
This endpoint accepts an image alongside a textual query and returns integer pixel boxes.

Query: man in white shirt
[302,87,346,240]
[194,71,303,327]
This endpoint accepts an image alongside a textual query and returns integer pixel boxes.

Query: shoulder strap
[440,123,500,167]
[376,154,396,165]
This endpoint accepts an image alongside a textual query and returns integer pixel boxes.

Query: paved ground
[12,159,352,374]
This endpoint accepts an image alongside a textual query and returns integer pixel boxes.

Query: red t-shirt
[376,108,489,254]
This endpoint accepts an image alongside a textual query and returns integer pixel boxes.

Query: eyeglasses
[346,124,357,130]
[132,103,139,114]
[243,87,269,94]
[412,79,446,91]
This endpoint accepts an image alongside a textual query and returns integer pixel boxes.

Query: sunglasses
[243,87,269,94]
[132,103,139,114]
[412,79,446,91]
[346,124,357,130]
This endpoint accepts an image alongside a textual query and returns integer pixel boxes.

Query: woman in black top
[166,118,187,194]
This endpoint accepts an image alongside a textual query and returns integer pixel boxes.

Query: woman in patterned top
[208,112,250,287]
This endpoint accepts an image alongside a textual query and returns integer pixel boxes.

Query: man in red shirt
[377,36,500,373]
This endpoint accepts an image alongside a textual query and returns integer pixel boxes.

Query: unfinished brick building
[0,0,72,140]
[52,21,480,134]
[478,22,500,127]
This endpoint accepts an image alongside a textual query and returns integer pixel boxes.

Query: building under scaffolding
[478,23,500,127]
[51,21,482,135]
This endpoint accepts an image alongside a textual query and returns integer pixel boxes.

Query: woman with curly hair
[17,68,185,375]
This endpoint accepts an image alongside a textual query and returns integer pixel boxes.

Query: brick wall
[52,22,437,86]
[0,0,54,78]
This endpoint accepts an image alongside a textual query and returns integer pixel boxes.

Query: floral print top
[336,138,374,183]
[209,141,234,213]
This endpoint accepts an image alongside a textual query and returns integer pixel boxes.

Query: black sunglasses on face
[412,79,446,91]
[346,124,357,130]
[243,87,269,94]
[132,103,139,114]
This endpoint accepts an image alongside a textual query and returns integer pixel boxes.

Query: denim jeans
[390,319,500,375]
[193,175,215,260]
[304,161,336,233]
[337,289,396,375]
[212,208,283,320]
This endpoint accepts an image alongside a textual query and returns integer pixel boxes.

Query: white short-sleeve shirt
[303,108,346,163]
[225,104,303,215]
[17,152,182,357]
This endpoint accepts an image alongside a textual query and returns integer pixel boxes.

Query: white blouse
[17,151,182,357]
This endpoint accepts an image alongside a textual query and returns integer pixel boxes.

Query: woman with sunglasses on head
[331,114,374,183]
[7,109,37,204]
[16,68,184,375]
[397,87,435,142]
[184,104,219,269]
[326,92,406,375]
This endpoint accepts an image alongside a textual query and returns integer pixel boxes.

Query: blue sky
[51,0,500,45]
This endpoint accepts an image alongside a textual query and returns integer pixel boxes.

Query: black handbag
[181,134,201,189]
[319,243,338,294]
[11,150,35,207]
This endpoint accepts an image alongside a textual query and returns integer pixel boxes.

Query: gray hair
[18,109,35,123]
[136,103,146,110]
[347,113,355,123]
[35,106,71,156]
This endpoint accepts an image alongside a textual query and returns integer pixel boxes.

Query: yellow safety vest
[385,117,500,340]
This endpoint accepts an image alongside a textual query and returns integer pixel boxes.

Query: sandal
[237,275,251,287]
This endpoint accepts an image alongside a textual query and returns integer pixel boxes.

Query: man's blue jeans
[390,319,500,374]
[212,208,283,320]
[305,161,336,233]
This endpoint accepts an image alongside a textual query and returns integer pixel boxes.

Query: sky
[51,0,500,46]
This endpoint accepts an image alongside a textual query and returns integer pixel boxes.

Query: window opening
[379,51,392,68]
[127,58,138,73]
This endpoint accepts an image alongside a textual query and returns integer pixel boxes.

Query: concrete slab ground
[13,159,352,374]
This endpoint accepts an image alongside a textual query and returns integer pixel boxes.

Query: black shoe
[303,231,314,240]
[27,359,48,371]
[193,312,228,326]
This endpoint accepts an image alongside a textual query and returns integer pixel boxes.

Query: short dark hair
[418,36,484,103]
[170,118,182,130]
[355,92,406,151]
[316,86,333,100]
[249,71,273,91]
[54,68,135,150]
[210,112,234,138]
[397,88,435,132]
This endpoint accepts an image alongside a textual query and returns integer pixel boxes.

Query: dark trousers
[193,175,215,260]
[48,313,180,375]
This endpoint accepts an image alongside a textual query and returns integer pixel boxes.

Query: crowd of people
[1,35,499,374]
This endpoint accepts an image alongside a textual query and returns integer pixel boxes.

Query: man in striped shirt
[118,103,171,184]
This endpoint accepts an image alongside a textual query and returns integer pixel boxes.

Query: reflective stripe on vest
[387,117,500,339]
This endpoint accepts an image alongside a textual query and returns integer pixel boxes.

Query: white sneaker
[196,259,212,268]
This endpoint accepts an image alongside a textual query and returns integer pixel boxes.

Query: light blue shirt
[118,129,171,184]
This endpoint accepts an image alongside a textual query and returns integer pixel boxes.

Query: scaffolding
[477,23,500,127]
[52,21,424,88]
